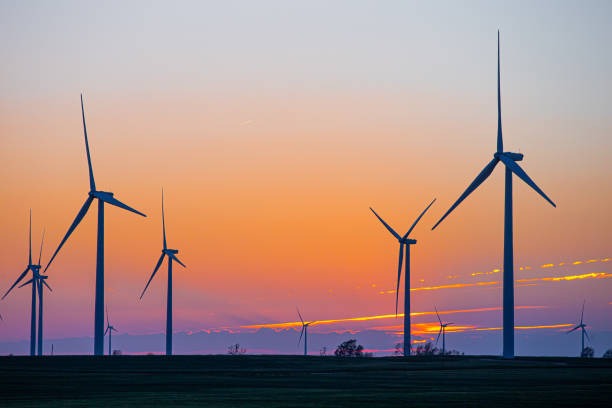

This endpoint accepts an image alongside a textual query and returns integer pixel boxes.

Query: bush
[603,349,612,359]
[334,339,364,357]
[581,346,594,358]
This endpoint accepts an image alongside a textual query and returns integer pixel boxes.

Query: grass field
[1,355,611,407]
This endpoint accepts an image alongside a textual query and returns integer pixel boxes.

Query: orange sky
[0,3,611,348]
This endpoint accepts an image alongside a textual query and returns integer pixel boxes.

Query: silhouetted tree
[334,339,364,357]
[227,343,246,355]
[581,346,594,358]
[319,346,327,356]
[603,349,612,359]
[414,341,439,356]
[393,342,404,356]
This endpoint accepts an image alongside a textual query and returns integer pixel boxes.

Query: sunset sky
[1,1,610,355]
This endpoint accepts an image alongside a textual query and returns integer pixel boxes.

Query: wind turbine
[44,94,146,355]
[297,308,316,356]
[2,210,43,356]
[431,32,556,359]
[19,229,52,356]
[140,189,185,355]
[105,306,118,356]
[567,301,590,357]
[370,198,436,356]
[434,306,453,356]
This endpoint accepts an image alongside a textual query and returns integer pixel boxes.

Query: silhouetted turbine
[2,210,48,356]
[105,306,118,356]
[140,189,185,355]
[44,95,146,355]
[370,198,436,356]
[297,308,316,356]
[431,32,556,359]
[567,301,590,357]
[434,306,453,356]
[19,229,52,356]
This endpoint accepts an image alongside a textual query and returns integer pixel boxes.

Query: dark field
[1,355,611,407]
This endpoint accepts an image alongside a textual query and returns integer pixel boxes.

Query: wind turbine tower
[370,199,436,356]
[2,210,46,356]
[297,308,316,356]
[431,32,556,359]
[434,306,453,356]
[567,301,590,356]
[44,95,146,355]
[105,306,118,356]
[140,189,185,355]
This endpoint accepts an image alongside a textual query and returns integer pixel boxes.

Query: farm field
[1,355,611,407]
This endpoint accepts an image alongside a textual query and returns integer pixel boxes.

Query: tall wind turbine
[19,229,52,356]
[567,301,590,356]
[140,190,185,355]
[105,306,118,356]
[370,198,436,356]
[44,94,146,355]
[431,32,556,359]
[434,306,453,356]
[2,210,43,356]
[297,308,316,356]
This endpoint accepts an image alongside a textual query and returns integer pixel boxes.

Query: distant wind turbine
[140,189,185,355]
[370,198,436,356]
[434,306,453,356]
[105,306,118,356]
[44,94,146,355]
[431,31,556,359]
[567,301,590,356]
[297,308,316,356]
[2,210,46,356]
[19,229,52,356]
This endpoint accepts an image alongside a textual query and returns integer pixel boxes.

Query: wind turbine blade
[169,253,186,268]
[104,327,109,336]
[435,306,442,325]
[2,268,31,299]
[44,196,94,272]
[18,278,34,289]
[81,94,96,191]
[584,328,591,342]
[38,228,45,265]
[395,243,404,316]
[580,300,585,325]
[112,327,118,332]
[498,154,556,207]
[296,307,304,324]
[369,208,401,240]
[162,188,167,250]
[566,326,580,334]
[28,209,32,265]
[432,158,499,230]
[42,280,52,292]
[497,30,503,153]
[140,253,166,299]
[106,305,109,327]
[436,327,442,345]
[298,325,305,346]
[99,194,146,217]
[404,198,436,238]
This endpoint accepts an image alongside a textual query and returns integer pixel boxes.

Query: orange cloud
[242,306,547,329]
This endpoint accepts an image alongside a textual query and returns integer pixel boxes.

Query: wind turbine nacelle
[164,249,179,255]
[404,239,417,245]
[495,152,523,162]
[90,191,115,200]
